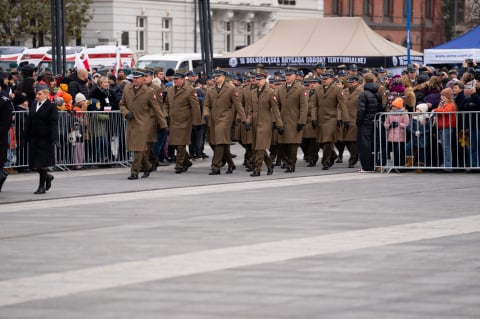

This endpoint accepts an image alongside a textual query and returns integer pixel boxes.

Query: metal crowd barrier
[374,111,480,173]
[8,110,129,171]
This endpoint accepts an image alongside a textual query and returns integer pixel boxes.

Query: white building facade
[83,0,324,56]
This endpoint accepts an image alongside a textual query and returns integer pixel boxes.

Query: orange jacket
[433,101,456,129]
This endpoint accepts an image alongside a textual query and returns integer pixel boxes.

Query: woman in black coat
[24,83,59,194]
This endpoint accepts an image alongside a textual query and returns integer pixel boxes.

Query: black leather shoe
[128,174,138,180]
[284,167,295,173]
[141,170,150,178]
[0,171,7,192]
[34,186,46,194]
[226,165,236,174]
[322,165,329,170]
[348,164,355,168]
[245,166,254,172]
[336,156,343,163]
[183,162,192,172]
[175,167,183,174]
[307,162,316,167]
[209,169,220,175]
[45,174,54,191]
[267,167,274,175]
[157,160,170,166]
[250,171,260,177]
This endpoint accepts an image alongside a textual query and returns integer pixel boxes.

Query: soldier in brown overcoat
[303,78,320,167]
[312,72,349,170]
[119,71,168,180]
[203,69,247,175]
[276,68,308,173]
[342,76,362,168]
[248,73,283,176]
[165,72,202,173]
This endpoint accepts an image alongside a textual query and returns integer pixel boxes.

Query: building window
[245,22,253,45]
[363,0,370,16]
[383,0,392,17]
[425,0,432,18]
[162,17,172,52]
[224,21,233,52]
[332,0,339,15]
[136,16,146,51]
[278,0,296,5]
[121,31,129,46]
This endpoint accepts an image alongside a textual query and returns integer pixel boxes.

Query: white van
[135,53,217,73]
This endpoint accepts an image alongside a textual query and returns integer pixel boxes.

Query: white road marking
[0,214,479,307]
[1,173,384,213]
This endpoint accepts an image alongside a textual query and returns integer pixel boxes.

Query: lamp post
[50,0,66,75]
[406,0,411,64]
[198,0,213,75]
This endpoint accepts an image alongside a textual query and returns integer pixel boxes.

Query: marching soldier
[120,71,168,180]
[165,72,202,173]
[313,71,349,170]
[303,77,320,167]
[276,68,308,173]
[143,68,163,170]
[342,76,362,168]
[203,69,248,175]
[248,73,283,176]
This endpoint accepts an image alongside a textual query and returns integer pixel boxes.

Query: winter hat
[75,93,87,104]
[391,97,404,109]
[416,103,428,113]
[441,87,453,99]
[166,68,175,77]
[62,92,73,106]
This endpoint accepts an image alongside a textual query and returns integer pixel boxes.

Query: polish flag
[115,47,121,75]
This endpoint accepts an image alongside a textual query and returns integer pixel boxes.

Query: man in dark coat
[68,68,90,99]
[356,73,382,172]
[0,73,14,191]
[24,83,59,194]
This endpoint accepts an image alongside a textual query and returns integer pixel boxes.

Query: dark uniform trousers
[344,141,358,166]
[212,144,234,171]
[174,145,191,169]
[146,142,159,166]
[132,150,152,175]
[280,143,299,169]
[253,150,272,172]
[321,142,338,167]
[303,138,319,164]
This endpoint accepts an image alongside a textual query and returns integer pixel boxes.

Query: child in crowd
[384,97,410,168]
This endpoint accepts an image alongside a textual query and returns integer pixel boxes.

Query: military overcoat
[119,83,167,151]
[341,85,361,142]
[313,83,349,143]
[276,82,308,144]
[249,85,283,150]
[303,88,318,139]
[203,82,246,145]
[165,82,202,145]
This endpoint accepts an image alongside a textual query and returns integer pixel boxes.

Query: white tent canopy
[215,17,423,69]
